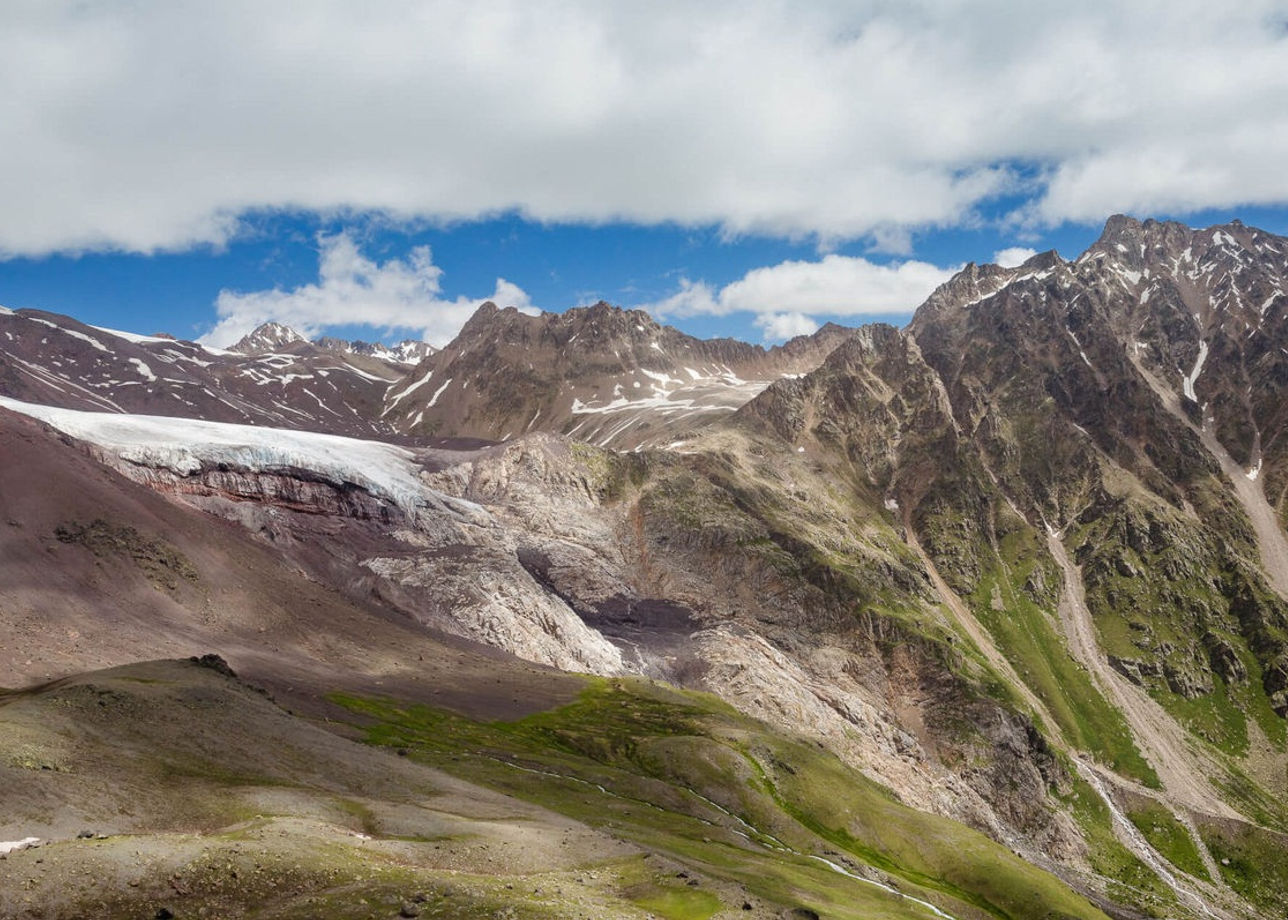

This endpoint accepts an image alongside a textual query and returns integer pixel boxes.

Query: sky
[3,1,1288,348]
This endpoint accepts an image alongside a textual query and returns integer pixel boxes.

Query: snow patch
[336,362,385,382]
[385,368,434,414]
[91,325,172,345]
[127,357,156,382]
[426,378,453,408]
[0,838,40,854]
[1066,329,1093,370]
[26,317,109,352]
[1181,340,1209,403]
[639,368,681,389]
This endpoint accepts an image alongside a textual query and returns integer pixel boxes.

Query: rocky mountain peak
[448,299,668,358]
[1097,212,1145,244]
[230,321,308,355]
[568,299,660,333]
[1016,249,1065,272]
[1081,214,1262,272]
[452,300,539,346]
[909,261,1018,332]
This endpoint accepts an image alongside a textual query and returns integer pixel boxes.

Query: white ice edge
[0,396,485,523]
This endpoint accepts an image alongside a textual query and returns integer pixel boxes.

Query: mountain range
[1,215,1286,920]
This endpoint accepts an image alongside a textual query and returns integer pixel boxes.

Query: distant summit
[229,321,307,354]
[229,321,437,367]
[313,336,437,366]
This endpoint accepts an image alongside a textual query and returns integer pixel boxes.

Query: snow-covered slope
[0,395,478,524]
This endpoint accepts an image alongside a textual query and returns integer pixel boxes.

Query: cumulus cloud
[3,2,1288,256]
[756,312,820,341]
[202,232,533,347]
[645,254,958,340]
[993,247,1039,268]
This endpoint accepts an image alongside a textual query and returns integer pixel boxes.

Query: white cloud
[993,247,1039,268]
[202,232,533,347]
[756,312,820,342]
[3,2,1288,256]
[644,254,958,340]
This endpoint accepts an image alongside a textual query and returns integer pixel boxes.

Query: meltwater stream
[1076,760,1216,918]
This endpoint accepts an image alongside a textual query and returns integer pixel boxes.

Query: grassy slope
[1071,494,1288,761]
[333,676,1114,920]
[1197,819,1288,919]
[1124,803,1210,882]
[920,490,1159,788]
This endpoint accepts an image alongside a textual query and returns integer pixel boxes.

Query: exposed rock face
[734,215,1288,829]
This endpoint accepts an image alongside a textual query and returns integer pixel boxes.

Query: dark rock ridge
[0,305,847,448]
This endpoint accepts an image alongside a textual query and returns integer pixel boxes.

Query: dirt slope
[0,407,582,721]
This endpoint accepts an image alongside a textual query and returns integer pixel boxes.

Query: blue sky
[0,210,1078,344]
[3,3,1288,347]
[6,207,1288,348]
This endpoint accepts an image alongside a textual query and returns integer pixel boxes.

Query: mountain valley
[2,216,1287,919]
